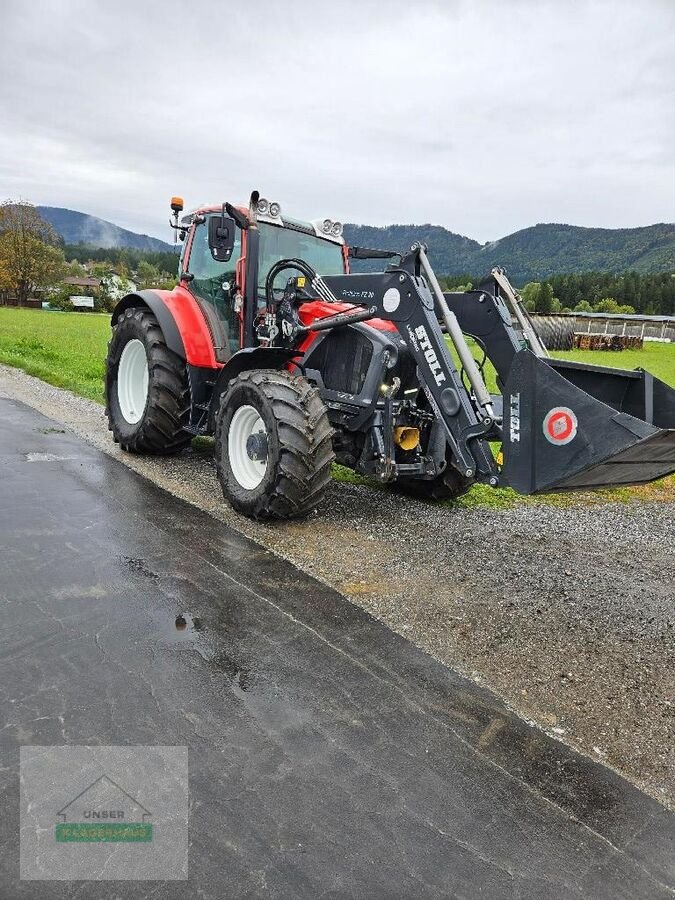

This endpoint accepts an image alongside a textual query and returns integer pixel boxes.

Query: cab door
[184,214,242,363]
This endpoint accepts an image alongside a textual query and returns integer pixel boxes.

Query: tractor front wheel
[105,306,191,454]
[215,370,334,520]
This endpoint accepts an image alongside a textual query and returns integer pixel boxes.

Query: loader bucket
[501,350,675,494]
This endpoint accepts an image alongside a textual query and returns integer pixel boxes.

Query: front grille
[306,329,373,395]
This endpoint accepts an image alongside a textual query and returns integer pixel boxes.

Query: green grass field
[551,343,675,385]
[1,306,674,507]
[0,308,109,402]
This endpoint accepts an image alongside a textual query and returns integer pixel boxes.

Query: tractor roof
[181,203,345,246]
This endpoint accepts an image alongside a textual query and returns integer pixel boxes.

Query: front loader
[104,192,675,519]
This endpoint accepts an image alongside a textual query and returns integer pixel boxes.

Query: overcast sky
[1,0,674,243]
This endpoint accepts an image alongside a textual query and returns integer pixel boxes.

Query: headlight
[269,201,281,217]
[322,218,332,234]
[257,198,269,215]
[331,221,342,236]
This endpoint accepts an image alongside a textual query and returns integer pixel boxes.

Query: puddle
[153,612,204,643]
[151,612,251,690]
[174,612,203,636]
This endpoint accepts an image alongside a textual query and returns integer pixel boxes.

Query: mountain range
[38,206,174,253]
[345,223,675,281]
[38,206,675,283]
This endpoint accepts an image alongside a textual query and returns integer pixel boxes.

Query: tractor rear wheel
[215,370,334,520]
[105,306,191,454]
[394,466,472,502]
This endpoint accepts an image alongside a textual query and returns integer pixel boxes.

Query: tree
[90,261,111,278]
[137,260,160,288]
[0,200,65,304]
[63,258,86,277]
[574,300,593,312]
[548,271,675,316]
[593,297,634,314]
[520,282,540,312]
[114,249,130,279]
[535,282,554,314]
[593,297,620,313]
[439,274,475,291]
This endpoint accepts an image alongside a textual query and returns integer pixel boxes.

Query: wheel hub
[228,405,268,490]
[246,432,268,462]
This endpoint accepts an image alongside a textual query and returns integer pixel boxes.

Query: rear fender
[111,287,218,368]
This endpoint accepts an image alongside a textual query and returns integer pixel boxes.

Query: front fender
[208,347,302,428]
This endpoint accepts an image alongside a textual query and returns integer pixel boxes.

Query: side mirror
[208,214,236,262]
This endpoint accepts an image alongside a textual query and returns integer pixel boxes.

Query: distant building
[62,276,101,292]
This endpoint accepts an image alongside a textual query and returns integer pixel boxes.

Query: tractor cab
[172,195,347,364]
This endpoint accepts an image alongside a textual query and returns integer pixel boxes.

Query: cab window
[257,223,344,293]
[187,217,242,356]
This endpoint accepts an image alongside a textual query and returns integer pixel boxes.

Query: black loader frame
[249,243,675,496]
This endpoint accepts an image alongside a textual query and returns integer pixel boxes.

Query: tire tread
[105,307,191,454]
[215,369,334,520]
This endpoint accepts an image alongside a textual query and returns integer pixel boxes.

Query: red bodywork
[153,286,220,368]
[154,210,250,368]
[158,205,379,367]
[296,300,397,355]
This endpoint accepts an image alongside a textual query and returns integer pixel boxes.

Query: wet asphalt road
[0,397,673,899]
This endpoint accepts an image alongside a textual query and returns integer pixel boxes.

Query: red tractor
[105,191,675,519]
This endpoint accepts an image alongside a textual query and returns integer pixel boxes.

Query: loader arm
[443,287,523,389]
[444,268,546,389]
[321,249,675,496]
[321,258,499,483]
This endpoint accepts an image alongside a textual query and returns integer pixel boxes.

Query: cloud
[1,0,674,241]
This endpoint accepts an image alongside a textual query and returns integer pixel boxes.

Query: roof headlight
[331,221,342,236]
[257,198,269,215]
[269,201,281,217]
[322,218,332,234]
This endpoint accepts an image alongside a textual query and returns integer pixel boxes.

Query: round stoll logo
[382,287,401,312]
[543,407,578,445]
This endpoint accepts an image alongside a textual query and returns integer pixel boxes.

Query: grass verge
[0,307,107,402]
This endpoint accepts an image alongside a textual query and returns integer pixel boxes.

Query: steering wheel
[264,258,318,308]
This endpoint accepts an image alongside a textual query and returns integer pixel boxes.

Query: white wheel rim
[228,405,268,490]
[117,339,149,425]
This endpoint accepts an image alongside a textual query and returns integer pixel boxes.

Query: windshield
[258,222,344,292]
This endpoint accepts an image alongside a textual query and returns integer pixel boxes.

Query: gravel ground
[1,362,673,808]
